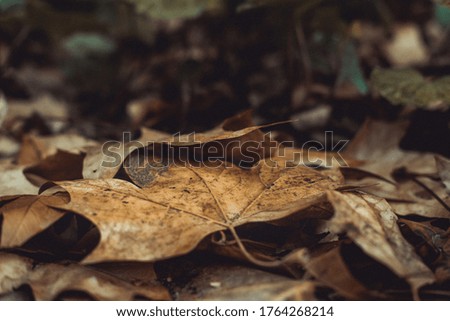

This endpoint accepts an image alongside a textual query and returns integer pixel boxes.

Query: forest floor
[0,0,449,300]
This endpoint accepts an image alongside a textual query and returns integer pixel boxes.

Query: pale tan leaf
[344,119,449,218]
[18,134,97,166]
[0,161,38,197]
[48,161,340,263]
[326,191,435,298]
[23,150,85,187]
[0,253,32,294]
[4,95,69,121]
[388,178,450,217]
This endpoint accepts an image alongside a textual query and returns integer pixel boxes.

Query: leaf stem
[227,225,283,268]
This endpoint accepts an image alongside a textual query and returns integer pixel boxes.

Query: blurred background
[1,0,449,157]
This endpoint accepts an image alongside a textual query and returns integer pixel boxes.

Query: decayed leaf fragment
[0,253,169,300]
[0,194,68,247]
[285,245,375,300]
[47,160,341,263]
[326,191,435,298]
[371,68,450,109]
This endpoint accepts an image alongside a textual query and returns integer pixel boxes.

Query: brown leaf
[344,119,449,218]
[46,161,340,263]
[285,245,375,300]
[177,263,317,300]
[23,150,85,186]
[326,191,435,298]
[0,253,169,300]
[345,119,436,180]
[91,261,160,287]
[0,194,68,247]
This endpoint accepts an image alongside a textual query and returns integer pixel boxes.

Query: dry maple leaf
[177,263,317,300]
[45,160,341,264]
[0,194,67,247]
[0,253,169,300]
[326,191,435,299]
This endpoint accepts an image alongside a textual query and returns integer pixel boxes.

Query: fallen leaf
[18,133,97,166]
[0,253,170,300]
[0,194,68,247]
[91,261,160,287]
[371,67,450,109]
[0,160,39,197]
[436,155,450,193]
[388,177,450,217]
[23,150,85,187]
[344,119,449,218]
[177,263,317,300]
[285,245,375,300]
[46,160,340,263]
[345,119,436,180]
[83,110,278,179]
[326,191,435,298]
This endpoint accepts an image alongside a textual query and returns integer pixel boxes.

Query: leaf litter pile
[0,0,450,301]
